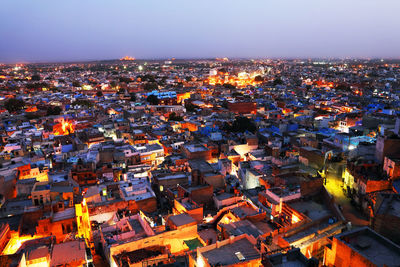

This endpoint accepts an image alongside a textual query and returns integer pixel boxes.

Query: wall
[323,237,376,267]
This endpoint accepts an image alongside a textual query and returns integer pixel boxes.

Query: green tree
[4,98,25,113]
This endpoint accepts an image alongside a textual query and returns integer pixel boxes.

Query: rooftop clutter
[0,59,399,266]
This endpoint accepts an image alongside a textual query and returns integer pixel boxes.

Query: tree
[31,74,41,81]
[223,83,236,89]
[143,82,158,91]
[72,99,93,108]
[96,91,103,97]
[232,92,243,98]
[72,81,81,87]
[129,93,136,102]
[4,98,25,113]
[147,95,159,105]
[273,77,283,86]
[254,75,264,82]
[110,81,117,88]
[184,102,196,112]
[335,84,351,92]
[47,106,62,116]
[228,116,257,133]
[169,112,183,121]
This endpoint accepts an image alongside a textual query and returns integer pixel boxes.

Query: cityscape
[1,1,400,267]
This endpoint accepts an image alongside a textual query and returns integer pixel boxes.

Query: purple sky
[1,0,400,63]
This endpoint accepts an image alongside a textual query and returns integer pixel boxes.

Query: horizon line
[2,56,400,65]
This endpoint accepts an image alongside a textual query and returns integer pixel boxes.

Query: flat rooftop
[337,227,400,267]
[267,248,309,267]
[215,192,234,201]
[202,238,259,265]
[168,213,196,227]
[185,144,208,153]
[222,220,263,239]
[231,205,258,219]
[376,194,400,217]
[289,199,331,221]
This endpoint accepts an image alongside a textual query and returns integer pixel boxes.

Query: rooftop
[168,213,196,227]
[201,237,260,266]
[337,227,400,267]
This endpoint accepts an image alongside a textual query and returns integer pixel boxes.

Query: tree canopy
[72,99,93,108]
[169,112,183,121]
[224,116,257,133]
[147,94,159,105]
[143,82,158,91]
[254,75,264,82]
[4,98,25,113]
[47,106,62,116]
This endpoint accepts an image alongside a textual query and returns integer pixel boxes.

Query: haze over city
[1,0,400,63]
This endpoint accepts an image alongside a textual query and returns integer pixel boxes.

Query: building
[371,193,400,245]
[190,234,261,267]
[323,227,400,267]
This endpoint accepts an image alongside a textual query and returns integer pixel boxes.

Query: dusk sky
[1,0,400,63]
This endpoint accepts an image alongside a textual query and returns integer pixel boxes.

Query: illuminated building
[51,240,90,266]
[52,119,75,136]
[2,233,45,256]
[75,199,93,250]
[120,56,135,61]
[103,213,201,267]
[324,227,400,267]
[227,101,257,114]
[22,246,50,267]
[0,224,10,254]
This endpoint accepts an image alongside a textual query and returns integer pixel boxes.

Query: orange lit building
[177,92,191,103]
[173,198,203,223]
[76,199,94,250]
[120,56,135,61]
[52,119,75,136]
[324,227,400,267]
[227,101,257,114]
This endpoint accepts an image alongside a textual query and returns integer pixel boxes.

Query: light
[291,214,300,224]
[2,234,44,255]
[348,145,356,150]
[138,65,143,71]
[53,119,75,136]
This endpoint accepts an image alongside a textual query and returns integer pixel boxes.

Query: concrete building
[324,227,400,267]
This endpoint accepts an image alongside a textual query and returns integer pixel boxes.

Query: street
[324,173,369,226]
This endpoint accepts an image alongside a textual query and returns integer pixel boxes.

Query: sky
[1,0,400,63]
